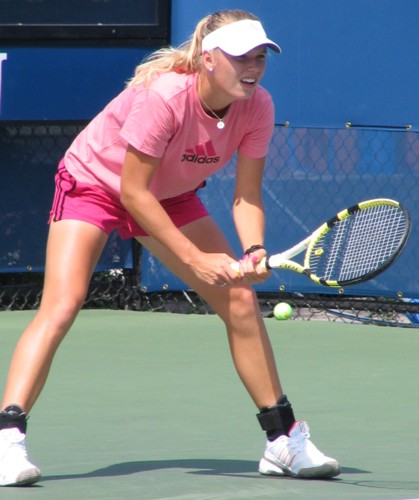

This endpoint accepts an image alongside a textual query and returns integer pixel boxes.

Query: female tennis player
[0,9,340,486]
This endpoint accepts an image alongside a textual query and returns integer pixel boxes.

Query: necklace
[198,81,226,130]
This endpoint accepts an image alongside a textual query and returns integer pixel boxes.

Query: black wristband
[244,244,266,255]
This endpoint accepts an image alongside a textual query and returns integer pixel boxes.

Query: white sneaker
[0,428,41,486]
[259,420,341,479]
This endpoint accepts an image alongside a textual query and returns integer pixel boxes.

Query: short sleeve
[238,88,275,159]
[120,88,176,158]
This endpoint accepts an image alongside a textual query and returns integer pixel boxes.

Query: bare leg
[138,216,282,409]
[139,217,341,480]
[1,220,108,412]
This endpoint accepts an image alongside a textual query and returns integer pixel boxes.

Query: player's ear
[201,50,216,73]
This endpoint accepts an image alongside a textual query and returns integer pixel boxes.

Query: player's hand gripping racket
[233,199,411,287]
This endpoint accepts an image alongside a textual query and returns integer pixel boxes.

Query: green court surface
[1,310,418,499]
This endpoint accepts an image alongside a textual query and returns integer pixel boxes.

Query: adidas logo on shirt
[181,140,220,164]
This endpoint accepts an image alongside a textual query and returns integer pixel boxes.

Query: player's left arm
[233,151,270,281]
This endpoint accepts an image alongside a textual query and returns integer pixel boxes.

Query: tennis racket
[233,198,411,287]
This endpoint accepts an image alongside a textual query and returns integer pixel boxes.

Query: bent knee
[38,294,85,333]
[220,286,260,326]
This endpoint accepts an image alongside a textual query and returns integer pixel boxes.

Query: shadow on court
[41,459,257,481]
[40,459,368,482]
[33,460,419,500]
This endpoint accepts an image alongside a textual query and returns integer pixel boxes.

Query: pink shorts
[49,160,209,239]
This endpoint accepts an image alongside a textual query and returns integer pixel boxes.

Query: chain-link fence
[1,122,418,326]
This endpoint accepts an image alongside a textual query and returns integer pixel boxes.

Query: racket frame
[260,198,411,287]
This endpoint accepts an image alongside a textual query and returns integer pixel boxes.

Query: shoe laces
[1,429,32,472]
[287,421,311,453]
[1,428,27,451]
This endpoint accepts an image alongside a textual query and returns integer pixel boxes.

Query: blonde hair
[127,9,259,87]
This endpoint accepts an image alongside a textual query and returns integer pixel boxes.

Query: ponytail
[127,10,259,87]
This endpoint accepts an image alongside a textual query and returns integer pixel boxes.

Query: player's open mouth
[240,78,257,86]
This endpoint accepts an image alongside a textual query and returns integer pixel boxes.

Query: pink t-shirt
[64,72,274,200]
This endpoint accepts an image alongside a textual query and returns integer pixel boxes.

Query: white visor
[201,19,281,56]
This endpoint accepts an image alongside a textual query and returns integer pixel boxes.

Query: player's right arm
[120,145,239,285]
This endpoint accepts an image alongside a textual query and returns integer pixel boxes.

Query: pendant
[217,121,225,130]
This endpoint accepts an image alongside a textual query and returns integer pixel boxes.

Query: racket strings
[310,205,407,282]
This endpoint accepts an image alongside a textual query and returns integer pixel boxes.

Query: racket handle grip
[230,257,268,274]
[231,262,240,274]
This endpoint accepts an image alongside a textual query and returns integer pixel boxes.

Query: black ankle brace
[0,405,28,434]
[256,395,296,441]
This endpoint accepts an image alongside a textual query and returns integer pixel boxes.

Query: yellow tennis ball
[273,302,293,320]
